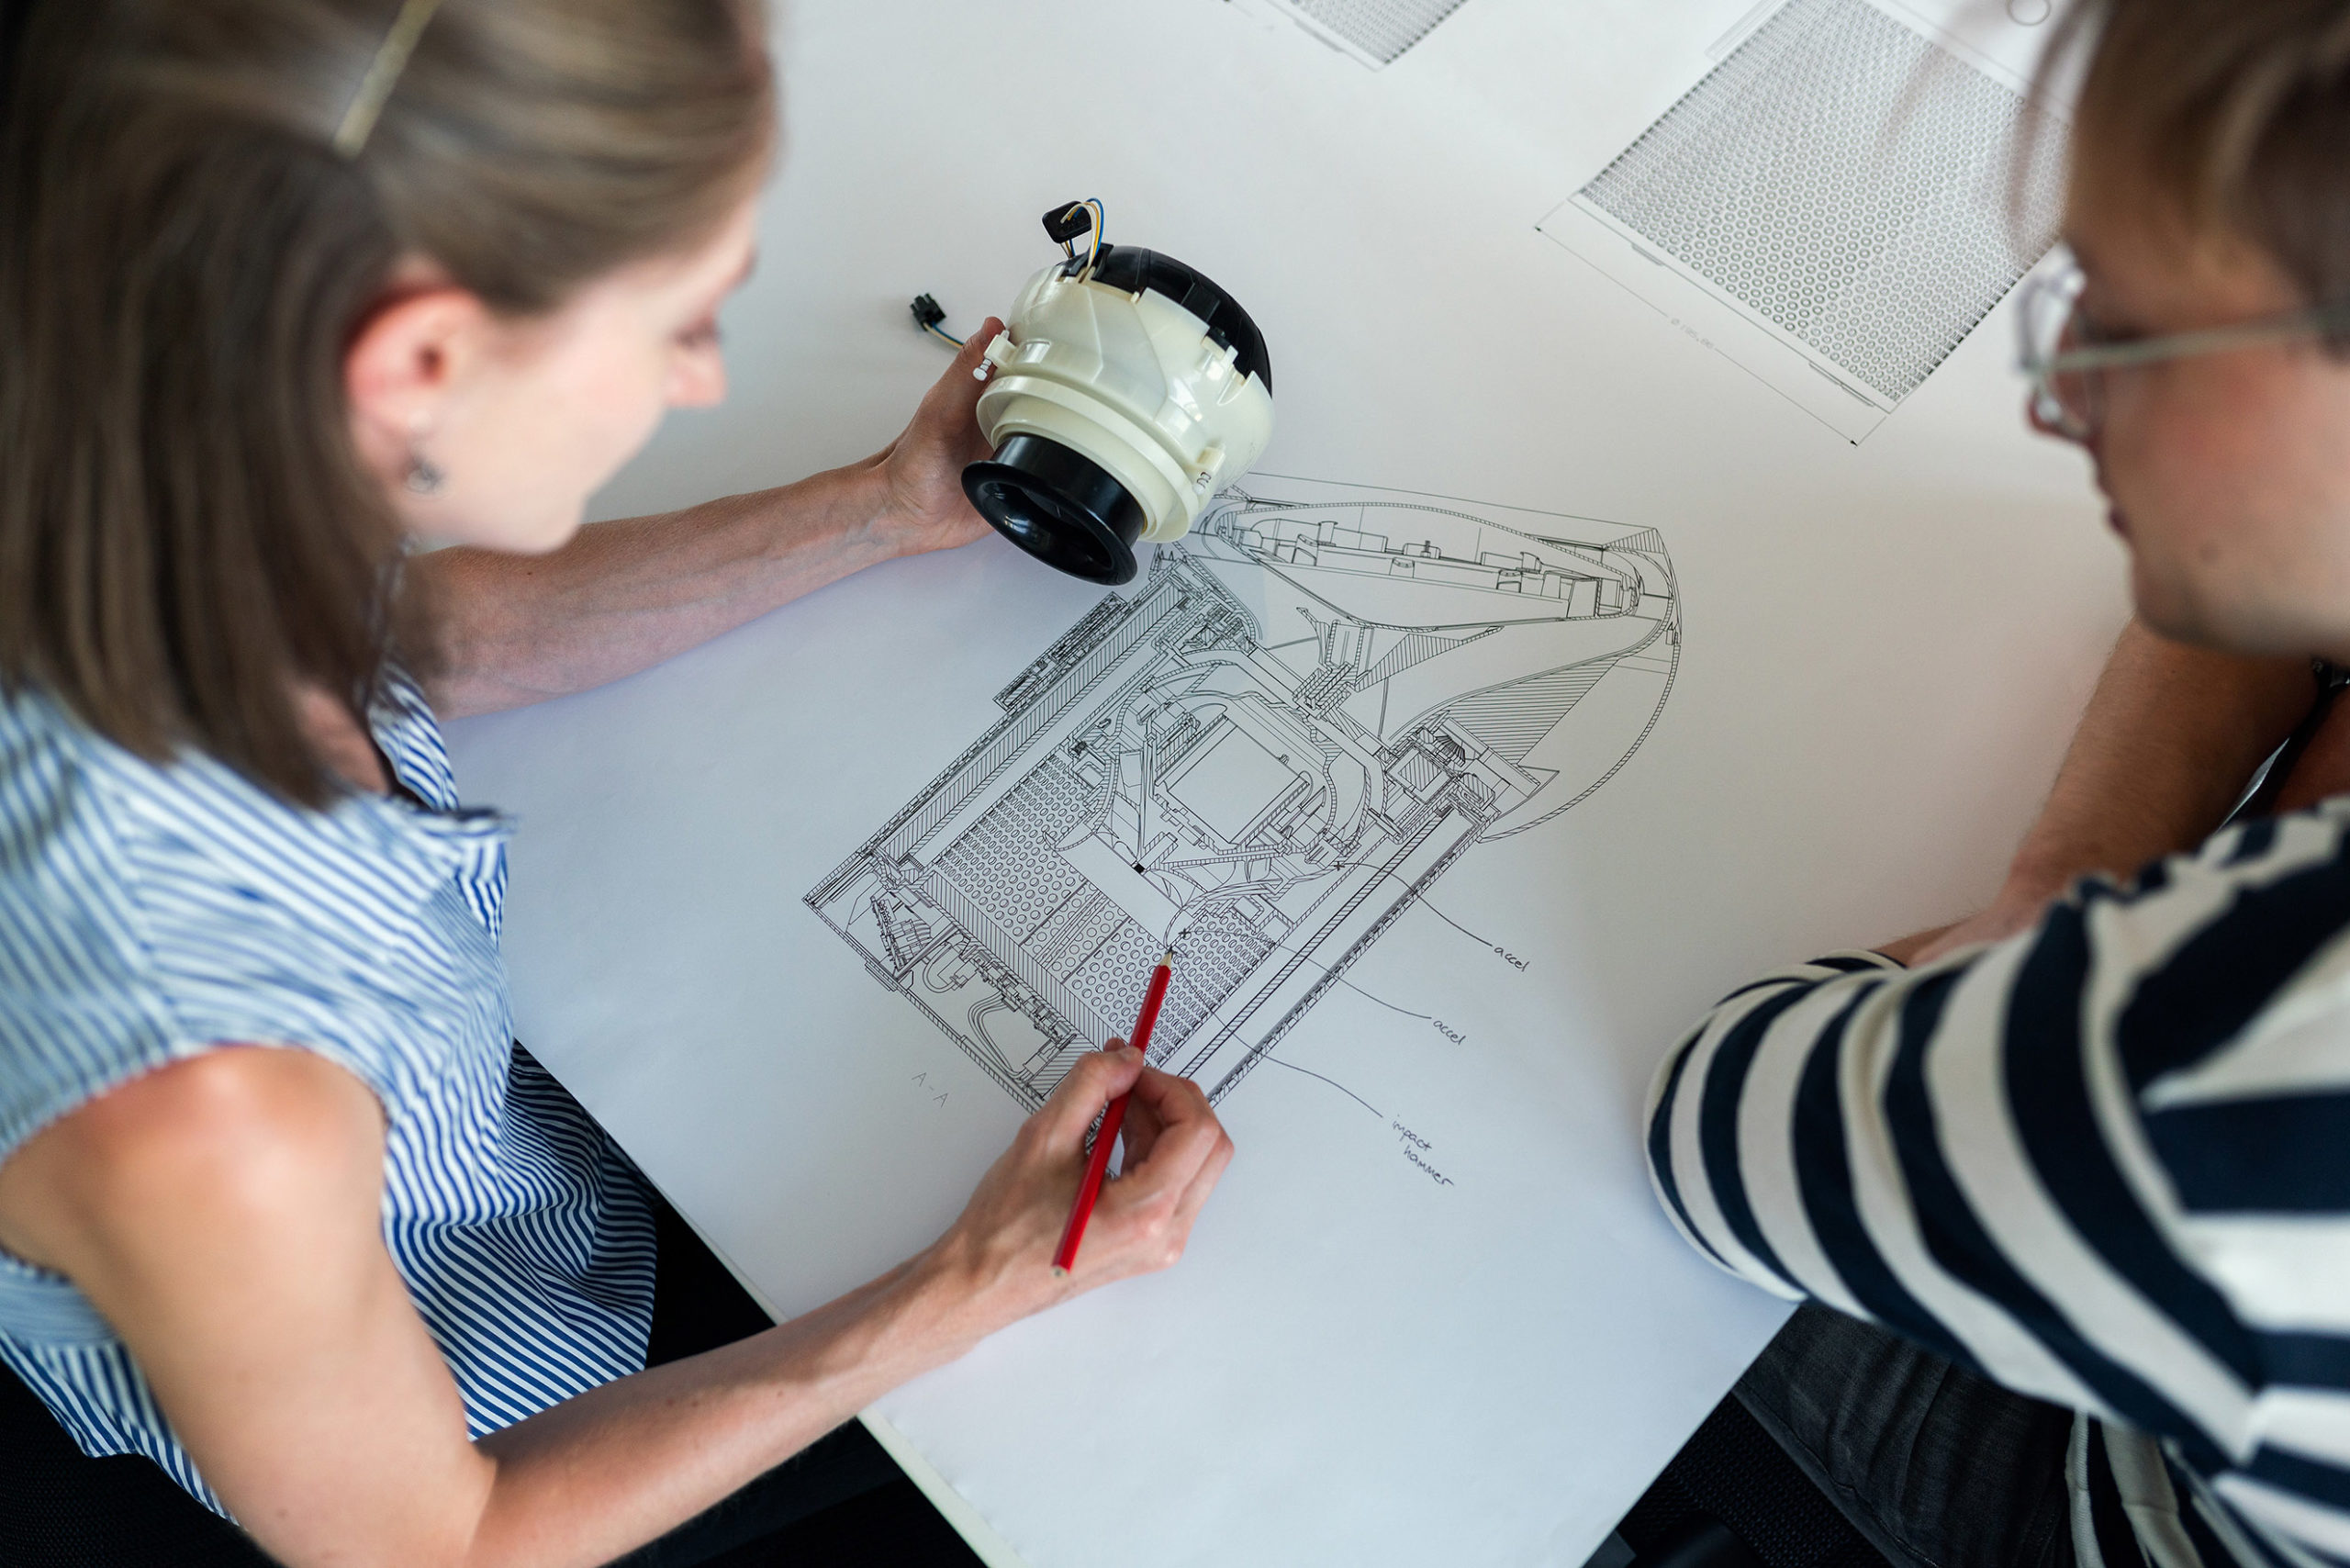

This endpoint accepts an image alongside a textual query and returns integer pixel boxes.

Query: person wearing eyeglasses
[1648,6,2350,1568]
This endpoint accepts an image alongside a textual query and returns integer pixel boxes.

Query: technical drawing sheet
[445,2,2126,1565]
[454,481,1761,1568]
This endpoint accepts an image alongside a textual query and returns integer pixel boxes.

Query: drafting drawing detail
[1541,0,2063,433]
[806,478,1677,1111]
[1270,0,1470,67]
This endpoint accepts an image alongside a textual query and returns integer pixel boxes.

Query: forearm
[1890,621,2314,969]
[465,1254,971,1568]
[419,458,905,719]
[15,1042,1219,1568]
[463,1048,1232,1567]
[1648,951,1907,1294]
[2000,619,2311,898]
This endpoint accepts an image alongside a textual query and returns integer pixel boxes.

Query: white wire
[1080,198,1106,280]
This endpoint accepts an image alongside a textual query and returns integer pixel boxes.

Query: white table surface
[444,2,2125,1563]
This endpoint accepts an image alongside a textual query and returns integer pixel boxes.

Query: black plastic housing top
[1064,244,1272,394]
[963,433,1148,586]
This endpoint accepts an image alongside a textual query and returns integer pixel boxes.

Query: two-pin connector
[909,293,963,347]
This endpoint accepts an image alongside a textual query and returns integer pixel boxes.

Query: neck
[287,680,391,797]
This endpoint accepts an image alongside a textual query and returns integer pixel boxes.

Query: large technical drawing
[807,477,1677,1110]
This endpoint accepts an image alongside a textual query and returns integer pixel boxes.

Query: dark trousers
[1735,1303,2078,1568]
[0,1193,903,1567]
[610,1198,904,1565]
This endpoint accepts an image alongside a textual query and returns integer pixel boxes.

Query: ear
[343,286,493,483]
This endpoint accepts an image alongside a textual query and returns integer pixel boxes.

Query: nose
[2023,389,2087,447]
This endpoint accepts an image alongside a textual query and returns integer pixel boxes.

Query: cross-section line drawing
[806,476,1678,1110]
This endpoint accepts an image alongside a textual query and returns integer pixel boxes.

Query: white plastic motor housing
[965,246,1274,585]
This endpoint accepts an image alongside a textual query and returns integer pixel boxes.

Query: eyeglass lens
[2021,266,2099,440]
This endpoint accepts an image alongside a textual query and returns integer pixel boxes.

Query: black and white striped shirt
[1650,802,2350,1568]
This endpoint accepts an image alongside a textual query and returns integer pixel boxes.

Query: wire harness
[913,199,1108,353]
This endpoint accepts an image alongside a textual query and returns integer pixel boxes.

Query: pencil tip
[1050,1265,1069,1279]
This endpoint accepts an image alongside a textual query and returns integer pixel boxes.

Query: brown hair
[2052,0,2350,307]
[0,0,773,805]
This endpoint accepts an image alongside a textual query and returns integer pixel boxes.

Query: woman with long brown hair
[0,2,1234,1563]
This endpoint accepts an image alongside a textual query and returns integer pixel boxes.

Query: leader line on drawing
[1258,1054,1383,1119]
[1143,855,1523,1018]
[1214,913,1432,1022]
[1293,853,1521,966]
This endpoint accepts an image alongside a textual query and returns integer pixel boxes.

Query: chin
[517,512,587,554]
[2129,561,2232,651]
[454,505,586,555]
[2135,574,2334,659]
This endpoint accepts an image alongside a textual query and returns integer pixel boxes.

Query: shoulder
[0,682,299,1013]
[0,679,282,907]
[0,673,449,952]
[0,689,173,1060]
[0,682,132,876]
[66,1046,380,1171]
[2065,804,2350,1094]
[0,685,420,1159]
[2113,806,2350,1215]
[0,1047,384,1278]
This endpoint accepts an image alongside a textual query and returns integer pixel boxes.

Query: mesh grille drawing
[1578,0,2062,403]
[807,479,1678,1110]
[1274,0,1469,66]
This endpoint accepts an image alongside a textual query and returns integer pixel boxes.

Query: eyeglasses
[2016,257,2350,442]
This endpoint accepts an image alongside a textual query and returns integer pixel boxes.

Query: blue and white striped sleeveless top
[0,670,655,1514]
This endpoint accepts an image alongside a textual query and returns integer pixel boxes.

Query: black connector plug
[909,293,947,330]
[1042,201,1096,245]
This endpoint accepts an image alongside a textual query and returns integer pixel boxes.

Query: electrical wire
[910,292,965,350]
[1055,198,1107,280]
[1079,198,1105,279]
[917,197,1108,357]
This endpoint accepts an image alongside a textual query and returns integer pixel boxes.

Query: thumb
[950,316,1005,387]
[921,316,1002,454]
[1034,1045,1143,1148]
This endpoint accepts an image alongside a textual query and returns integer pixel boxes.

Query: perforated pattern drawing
[937,758,1090,943]
[1279,0,1469,64]
[1579,0,2061,403]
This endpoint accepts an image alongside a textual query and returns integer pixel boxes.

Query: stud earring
[404,449,445,495]
[402,410,444,496]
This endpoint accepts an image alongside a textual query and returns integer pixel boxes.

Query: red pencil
[1051,949,1175,1275]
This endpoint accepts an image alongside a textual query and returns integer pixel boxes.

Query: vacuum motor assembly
[962,205,1274,586]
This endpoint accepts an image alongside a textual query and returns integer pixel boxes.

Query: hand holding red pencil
[1052,950,1176,1273]
[914,1012,1234,1342]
